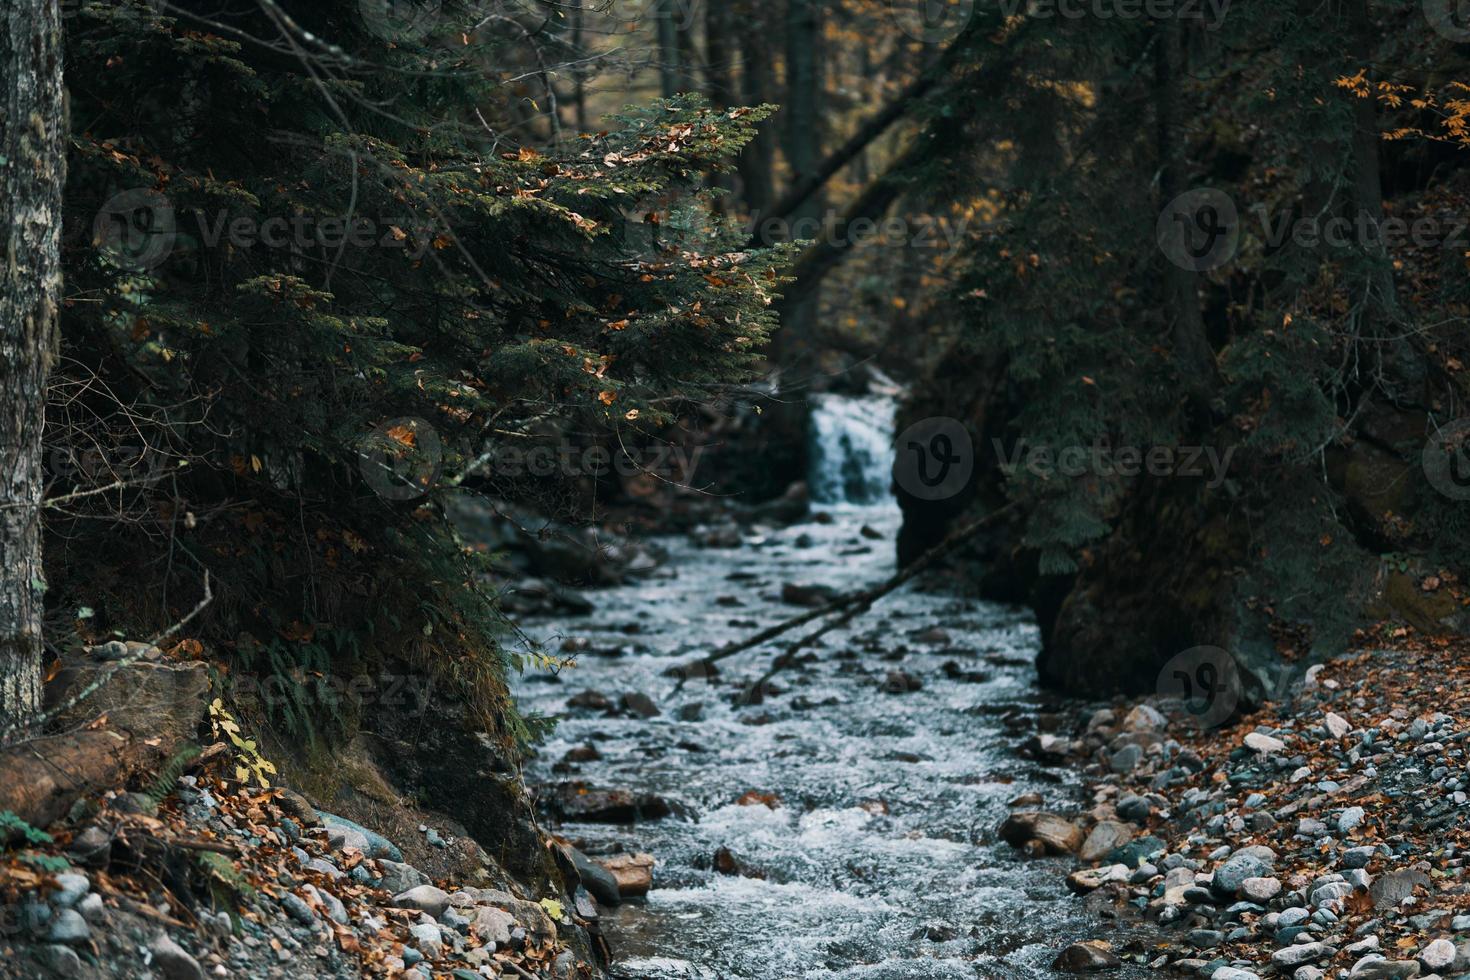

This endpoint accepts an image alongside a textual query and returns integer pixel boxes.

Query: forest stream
[513,396,1152,979]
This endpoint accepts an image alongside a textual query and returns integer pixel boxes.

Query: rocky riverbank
[1008,632,1470,979]
[0,753,605,979]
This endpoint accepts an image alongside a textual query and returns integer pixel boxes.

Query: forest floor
[1032,631,1470,978]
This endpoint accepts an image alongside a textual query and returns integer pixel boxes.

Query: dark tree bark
[774,0,824,373]
[1154,17,1217,415]
[0,0,65,735]
[736,0,776,215]
[704,0,736,209]
[655,0,682,99]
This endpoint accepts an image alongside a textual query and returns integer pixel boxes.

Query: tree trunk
[736,0,776,216]
[0,0,65,736]
[1154,17,1217,416]
[571,0,588,132]
[655,0,682,99]
[775,0,824,375]
[704,0,736,209]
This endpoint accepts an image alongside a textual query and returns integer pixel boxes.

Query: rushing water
[511,398,1145,979]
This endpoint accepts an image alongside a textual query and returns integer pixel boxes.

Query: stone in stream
[780,582,839,606]
[549,784,673,823]
[620,692,660,718]
[569,847,622,906]
[597,852,655,897]
[1052,940,1122,972]
[997,811,1085,855]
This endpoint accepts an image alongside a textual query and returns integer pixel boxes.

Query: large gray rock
[1214,851,1275,895]
[151,933,205,980]
[45,909,89,945]
[320,812,402,862]
[393,885,450,919]
[570,847,622,907]
[471,906,515,946]
[377,859,430,895]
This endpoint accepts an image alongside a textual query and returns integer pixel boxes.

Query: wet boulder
[997,811,1085,856]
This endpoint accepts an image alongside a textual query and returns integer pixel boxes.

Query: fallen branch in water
[666,501,1019,686]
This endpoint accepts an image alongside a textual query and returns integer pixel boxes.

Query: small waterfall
[807,393,897,506]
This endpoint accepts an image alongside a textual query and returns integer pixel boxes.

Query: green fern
[144,744,202,809]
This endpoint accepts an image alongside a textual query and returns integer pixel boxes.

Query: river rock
[1271,942,1331,968]
[320,812,402,861]
[50,873,89,908]
[35,945,82,977]
[151,933,205,980]
[1053,940,1122,972]
[570,848,622,906]
[1213,849,1275,895]
[1370,870,1432,910]
[1239,876,1281,903]
[1244,732,1286,755]
[998,811,1085,855]
[409,922,443,959]
[549,783,673,823]
[1419,939,1456,971]
[1080,822,1133,864]
[1349,960,1421,978]
[1325,711,1352,738]
[393,885,451,918]
[471,906,515,946]
[598,852,655,897]
[377,859,430,895]
[45,909,89,945]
